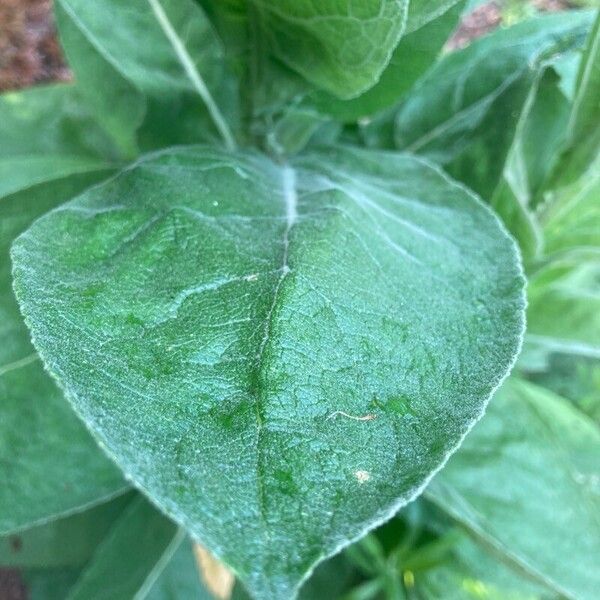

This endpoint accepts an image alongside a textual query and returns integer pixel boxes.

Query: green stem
[147,0,237,151]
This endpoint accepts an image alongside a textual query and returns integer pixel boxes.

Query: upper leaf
[427,378,600,600]
[310,0,465,122]
[11,145,525,599]
[252,0,409,98]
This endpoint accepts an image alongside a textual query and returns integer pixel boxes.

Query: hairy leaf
[253,0,408,98]
[0,177,127,535]
[12,145,524,599]
[427,378,600,600]
[311,1,465,122]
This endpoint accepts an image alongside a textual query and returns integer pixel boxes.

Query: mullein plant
[0,1,598,599]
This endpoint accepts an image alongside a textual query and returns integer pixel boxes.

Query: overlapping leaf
[11,145,524,598]
[251,0,409,98]
[55,0,237,152]
[394,11,594,199]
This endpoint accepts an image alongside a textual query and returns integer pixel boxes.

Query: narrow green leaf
[540,156,600,256]
[252,0,409,98]
[12,145,525,599]
[554,9,600,187]
[427,378,600,600]
[394,11,594,199]
[0,177,127,535]
[0,494,132,568]
[526,253,600,358]
[66,497,181,600]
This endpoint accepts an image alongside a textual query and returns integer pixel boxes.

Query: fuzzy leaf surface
[12,145,524,599]
[253,0,408,98]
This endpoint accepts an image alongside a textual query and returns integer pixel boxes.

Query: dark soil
[0,0,70,91]
[0,568,27,600]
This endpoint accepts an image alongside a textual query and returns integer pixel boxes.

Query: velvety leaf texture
[11,145,525,599]
[253,0,409,98]
[428,378,600,600]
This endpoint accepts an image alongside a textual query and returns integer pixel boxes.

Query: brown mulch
[0,0,69,91]
[0,569,27,600]
[448,0,577,50]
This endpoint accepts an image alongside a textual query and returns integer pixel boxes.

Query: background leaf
[427,378,600,600]
[0,494,132,568]
[55,0,237,152]
[394,11,594,199]
[0,175,127,535]
[66,497,182,600]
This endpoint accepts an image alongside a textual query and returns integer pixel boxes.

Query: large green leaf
[12,145,524,599]
[427,378,600,600]
[55,0,236,151]
[0,176,127,536]
[252,0,408,99]
[394,11,594,199]
[66,497,182,600]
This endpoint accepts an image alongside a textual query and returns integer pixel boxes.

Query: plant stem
[147,0,237,151]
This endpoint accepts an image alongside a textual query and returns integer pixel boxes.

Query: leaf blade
[12,145,525,599]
